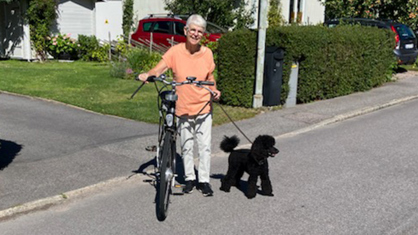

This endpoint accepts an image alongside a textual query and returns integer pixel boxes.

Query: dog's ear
[251,136,270,163]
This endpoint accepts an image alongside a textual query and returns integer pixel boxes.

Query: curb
[0,174,143,221]
[1,95,417,221]
[278,95,418,139]
[213,95,418,155]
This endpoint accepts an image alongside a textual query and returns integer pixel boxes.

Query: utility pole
[253,0,268,108]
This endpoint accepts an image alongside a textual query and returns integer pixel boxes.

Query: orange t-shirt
[162,43,216,116]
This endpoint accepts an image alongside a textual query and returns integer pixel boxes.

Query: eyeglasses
[187,28,204,36]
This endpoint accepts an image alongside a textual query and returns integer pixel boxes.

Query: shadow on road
[133,153,185,184]
[0,139,23,170]
[212,173,272,198]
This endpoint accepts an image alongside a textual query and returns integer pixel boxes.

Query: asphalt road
[0,94,158,210]
[2,73,418,214]
[1,98,417,234]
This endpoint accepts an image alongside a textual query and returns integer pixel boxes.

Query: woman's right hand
[137,73,149,82]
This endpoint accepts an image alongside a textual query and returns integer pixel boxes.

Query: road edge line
[278,95,418,139]
[0,174,143,221]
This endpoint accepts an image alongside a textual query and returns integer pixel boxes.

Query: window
[152,21,171,34]
[174,22,185,36]
[395,25,416,40]
[206,22,227,34]
[143,22,153,32]
[289,0,304,23]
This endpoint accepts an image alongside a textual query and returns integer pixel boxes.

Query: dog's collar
[254,156,266,165]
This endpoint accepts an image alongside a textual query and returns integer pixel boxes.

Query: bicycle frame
[155,85,178,185]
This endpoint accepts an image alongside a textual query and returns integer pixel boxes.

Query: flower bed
[47,33,79,60]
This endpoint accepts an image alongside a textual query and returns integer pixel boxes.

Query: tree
[268,0,285,27]
[323,0,418,30]
[122,0,134,42]
[26,0,58,61]
[164,0,255,30]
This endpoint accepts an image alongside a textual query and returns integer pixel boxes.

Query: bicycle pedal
[145,145,157,152]
[174,184,183,188]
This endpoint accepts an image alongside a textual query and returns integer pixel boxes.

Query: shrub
[77,35,109,62]
[47,33,78,59]
[114,37,130,58]
[217,25,396,107]
[109,61,129,79]
[26,0,58,61]
[217,29,257,107]
[125,48,161,75]
[110,47,161,79]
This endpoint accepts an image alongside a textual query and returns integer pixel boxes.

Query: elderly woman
[138,14,221,197]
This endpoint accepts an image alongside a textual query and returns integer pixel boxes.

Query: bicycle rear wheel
[156,133,175,221]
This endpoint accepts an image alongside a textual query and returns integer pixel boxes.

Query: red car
[131,14,226,51]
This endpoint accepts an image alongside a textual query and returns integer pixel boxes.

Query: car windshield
[206,22,227,34]
[393,24,416,40]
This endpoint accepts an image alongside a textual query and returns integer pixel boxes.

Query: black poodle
[219,135,279,199]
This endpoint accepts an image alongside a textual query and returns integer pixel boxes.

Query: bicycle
[131,74,215,221]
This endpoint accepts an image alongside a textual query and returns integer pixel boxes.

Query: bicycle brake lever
[147,75,157,82]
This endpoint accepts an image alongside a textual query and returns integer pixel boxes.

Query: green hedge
[217,25,396,107]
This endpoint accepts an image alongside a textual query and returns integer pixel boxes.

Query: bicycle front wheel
[156,133,175,221]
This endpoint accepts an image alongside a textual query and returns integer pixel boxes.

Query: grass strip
[0,60,262,125]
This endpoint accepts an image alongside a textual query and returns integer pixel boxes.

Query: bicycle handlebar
[130,74,215,99]
[146,74,214,86]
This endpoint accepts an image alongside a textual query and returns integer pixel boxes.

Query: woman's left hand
[213,89,221,101]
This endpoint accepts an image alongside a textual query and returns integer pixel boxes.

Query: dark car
[131,14,226,51]
[324,18,418,65]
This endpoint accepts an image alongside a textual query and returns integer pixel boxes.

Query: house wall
[95,0,123,41]
[54,0,123,41]
[1,0,32,60]
[54,0,95,39]
[132,0,168,30]
[284,0,325,25]
[303,0,325,25]
[0,2,6,57]
[4,1,23,58]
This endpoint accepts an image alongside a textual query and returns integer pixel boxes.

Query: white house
[0,0,32,59]
[0,0,123,60]
[286,0,325,25]
[251,0,325,27]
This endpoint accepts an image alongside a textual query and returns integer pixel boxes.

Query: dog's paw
[246,193,257,199]
[260,191,274,197]
[219,187,230,193]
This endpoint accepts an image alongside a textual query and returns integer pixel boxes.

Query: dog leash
[193,88,253,145]
[215,102,253,144]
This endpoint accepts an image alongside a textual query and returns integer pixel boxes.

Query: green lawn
[398,64,418,71]
[0,60,261,125]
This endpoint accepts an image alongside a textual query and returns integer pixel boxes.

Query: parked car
[324,18,418,65]
[130,14,226,51]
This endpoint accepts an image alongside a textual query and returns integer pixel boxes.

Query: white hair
[186,14,207,31]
